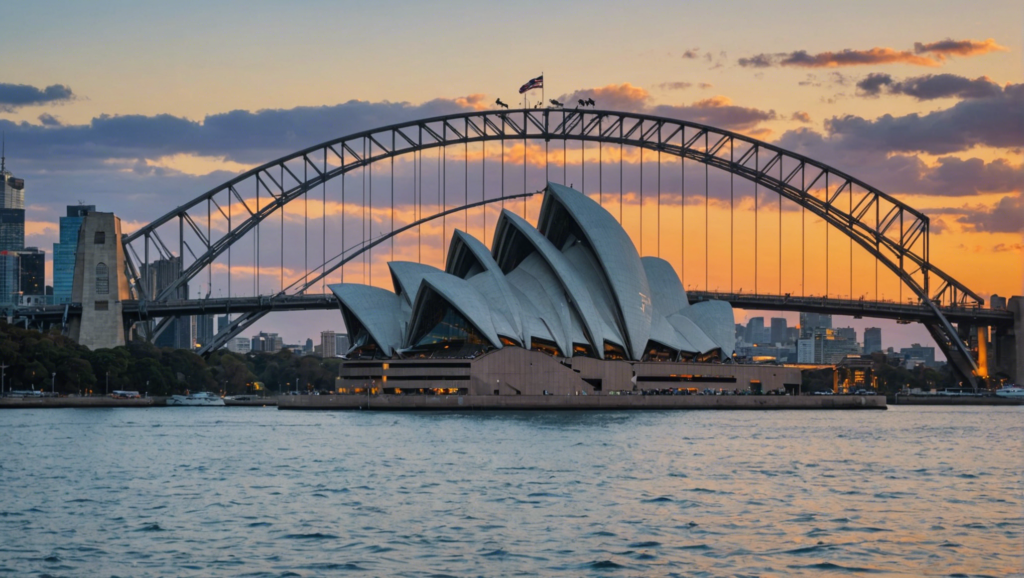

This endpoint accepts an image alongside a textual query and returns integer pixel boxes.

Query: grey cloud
[952,195,1024,233]
[0,83,75,112]
[856,73,893,96]
[857,73,1003,100]
[651,99,776,132]
[0,97,475,166]
[682,49,700,59]
[737,54,774,68]
[37,113,61,127]
[775,128,1023,197]
[913,38,1007,57]
[824,83,1024,154]
[658,82,693,91]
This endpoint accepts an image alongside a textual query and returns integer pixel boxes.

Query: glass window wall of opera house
[329,183,797,397]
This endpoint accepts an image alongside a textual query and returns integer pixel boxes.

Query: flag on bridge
[519,75,543,94]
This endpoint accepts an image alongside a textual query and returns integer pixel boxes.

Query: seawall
[892,395,1024,406]
[279,394,887,411]
[0,397,157,409]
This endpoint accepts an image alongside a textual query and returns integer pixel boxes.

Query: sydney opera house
[329,182,799,397]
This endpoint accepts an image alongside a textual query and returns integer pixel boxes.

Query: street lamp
[105,371,109,396]
[0,363,7,396]
[51,372,56,395]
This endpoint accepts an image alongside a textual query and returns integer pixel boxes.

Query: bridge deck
[13,292,1013,327]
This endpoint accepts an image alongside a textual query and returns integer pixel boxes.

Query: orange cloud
[454,94,490,111]
[791,111,812,123]
[739,47,941,68]
[914,38,1008,58]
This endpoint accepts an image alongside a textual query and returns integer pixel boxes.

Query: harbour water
[1,407,1020,576]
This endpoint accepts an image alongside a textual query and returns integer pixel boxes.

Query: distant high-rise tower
[799,312,832,338]
[0,151,26,253]
[864,327,882,354]
[770,317,788,344]
[16,247,45,302]
[321,330,337,358]
[139,256,191,349]
[53,205,95,305]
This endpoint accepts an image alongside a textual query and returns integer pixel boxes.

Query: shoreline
[279,393,888,411]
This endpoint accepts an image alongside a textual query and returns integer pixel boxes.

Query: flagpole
[541,71,544,108]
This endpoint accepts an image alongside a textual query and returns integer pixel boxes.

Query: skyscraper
[0,155,26,256]
[799,312,832,338]
[864,327,882,354]
[53,205,94,305]
[745,317,767,344]
[321,330,337,358]
[835,327,856,342]
[195,315,214,349]
[770,317,788,344]
[139,256,191,349]
[0,209,25,252]
[17,247,45,302]
[335,333,350,356]
[0,252,19,305]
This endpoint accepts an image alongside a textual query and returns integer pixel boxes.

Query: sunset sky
[1,0,1020,353]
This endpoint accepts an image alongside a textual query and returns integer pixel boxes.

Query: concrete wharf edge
[0,397,157,409]
[279,394,887,411]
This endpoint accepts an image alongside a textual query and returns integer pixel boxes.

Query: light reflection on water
[0,406,1021,576]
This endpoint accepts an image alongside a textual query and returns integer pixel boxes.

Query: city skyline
[0,1,1020,353]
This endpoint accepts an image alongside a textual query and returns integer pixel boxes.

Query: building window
[94,231,105,244]
[96,262,109,294]
[95,300,108,311]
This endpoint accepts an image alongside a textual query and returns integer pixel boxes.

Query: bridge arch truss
[121,109,984,381]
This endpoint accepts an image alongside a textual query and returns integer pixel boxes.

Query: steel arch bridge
[113,109,990,384]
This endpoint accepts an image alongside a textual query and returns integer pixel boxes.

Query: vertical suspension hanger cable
[730,138,733,293]
[438,142,442,267]
[599,117,603,208]
[464,134,468,232]
[825,172,829,298]
[280,164,284,293]
[657,145,662,259]
[344,146,348,286]
[682,134,685,282]
[639,138,644,256]
[754,146,758,295]
[704,131,709,292]
[368,139,372,287]
[522,113,527,218]
[482,140,486,244]
[779,158,782,296]
[255,175,259,296]
[362,138,366,285]
[392,133,396,262]
[417,147,421,264]
[303,161,308,290]
[619,141,623,223]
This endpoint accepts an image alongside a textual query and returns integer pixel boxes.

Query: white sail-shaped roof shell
[446,229,524,340]
[641,257,690,315]
[405,273,507,350]
[538,182,652,360]
[328,183,735,362]
[389,261,443,307]
[328,283,406,357]
[675,300,736,358]
[492,209,606,358]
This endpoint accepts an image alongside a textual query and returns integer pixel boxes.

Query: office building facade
[53,205,94,305]
[320,330,337,358]
[864,327,882,354]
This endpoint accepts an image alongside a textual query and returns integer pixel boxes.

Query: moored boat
[166,392,225,406]
[994,385,1024,399]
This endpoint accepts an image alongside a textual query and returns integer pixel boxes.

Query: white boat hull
[167,393,225,406]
